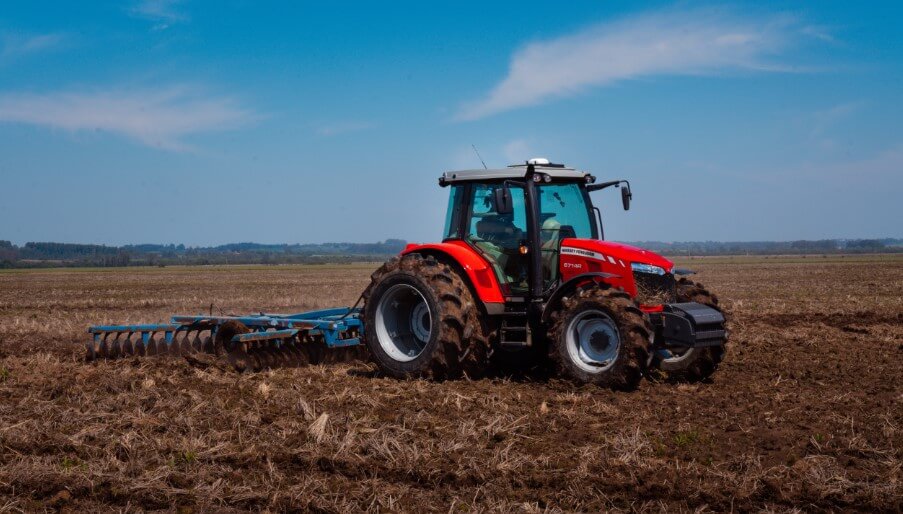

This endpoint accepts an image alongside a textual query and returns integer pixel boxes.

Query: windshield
[537,183,595,240]
[537,182,595,288]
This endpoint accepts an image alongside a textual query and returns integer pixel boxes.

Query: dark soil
[0,258,900,512]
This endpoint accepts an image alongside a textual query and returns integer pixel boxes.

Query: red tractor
[361,159,728,388]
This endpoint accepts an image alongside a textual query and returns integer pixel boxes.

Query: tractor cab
[438,158,623,301]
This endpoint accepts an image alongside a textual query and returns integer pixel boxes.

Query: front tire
[362,254,490,380]
[549,285,650,390]
[652,278,727,382]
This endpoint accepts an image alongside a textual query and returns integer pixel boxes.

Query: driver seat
[476,215,516,243]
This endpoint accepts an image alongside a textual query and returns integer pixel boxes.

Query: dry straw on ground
[0,257,900,512]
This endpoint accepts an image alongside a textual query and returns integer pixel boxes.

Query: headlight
[631,262,666,275]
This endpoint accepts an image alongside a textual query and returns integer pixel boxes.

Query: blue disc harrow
[87,308,366,371]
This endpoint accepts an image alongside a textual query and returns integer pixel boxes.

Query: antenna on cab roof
[471,144,488,170]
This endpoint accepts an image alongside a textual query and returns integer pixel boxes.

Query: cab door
[462,183,529,294]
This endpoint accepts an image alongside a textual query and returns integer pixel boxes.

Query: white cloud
[806,101,865,151]
[0,86,256,151]
[800,25,835,43]
[456,8,815,120]
[503,139,533,163]
[811,101,864,136]
[131,0,188,29]
[316,121,375,136]
[1,32,65,61]
[801,144,903,185]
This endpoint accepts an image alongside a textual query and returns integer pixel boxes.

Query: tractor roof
[439,163,593,186]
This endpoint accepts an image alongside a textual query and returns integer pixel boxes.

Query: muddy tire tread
[362,253,490,379]
[548,283,651,390]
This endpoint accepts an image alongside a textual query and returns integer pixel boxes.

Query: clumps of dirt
[756,310,902,329]
[0,259,901,511]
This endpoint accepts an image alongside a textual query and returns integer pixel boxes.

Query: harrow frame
[86,307,363,361]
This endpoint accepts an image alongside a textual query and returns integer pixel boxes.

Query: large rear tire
[548,284,650,390]
[362,254,490,380]
[652,278,727,382]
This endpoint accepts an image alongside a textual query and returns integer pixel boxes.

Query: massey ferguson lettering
[561,247,604,260]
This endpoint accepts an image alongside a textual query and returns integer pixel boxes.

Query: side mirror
[621,185,632,211]
[494,186,513,215]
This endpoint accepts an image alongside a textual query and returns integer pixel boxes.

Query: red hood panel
[560,239,673,271]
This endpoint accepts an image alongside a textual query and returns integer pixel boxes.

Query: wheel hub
[410,301,431,343]
[566,310,620,373]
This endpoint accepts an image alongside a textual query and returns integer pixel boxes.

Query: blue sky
[0,1,901,246]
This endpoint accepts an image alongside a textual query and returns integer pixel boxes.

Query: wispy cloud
[811,101,864,136]
[503,139,533,163]
[807,100,865,150]
[130,0,188,30]
[0,86,256,151]
[794,144,903,189]
[456,8,822,120]
[316,121,375,136]
[1,32,65,61]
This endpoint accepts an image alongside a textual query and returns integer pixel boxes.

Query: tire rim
[566,309,620,373]
[656,346,696,363]
[375,283,432,362]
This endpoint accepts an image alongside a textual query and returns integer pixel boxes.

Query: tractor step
[499,318,531,347]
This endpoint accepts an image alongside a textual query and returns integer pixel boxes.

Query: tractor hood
[560,239,673,272]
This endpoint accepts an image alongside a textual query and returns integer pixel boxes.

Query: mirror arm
[586,180,622,192]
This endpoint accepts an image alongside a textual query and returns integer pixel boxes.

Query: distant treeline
[631,238,902,256]
[0,239,408,268]
[0,238,899,268]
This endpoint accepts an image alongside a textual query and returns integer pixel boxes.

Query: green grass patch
[170,450,198,467]
[60,456,83,471]
[673,429,703,448]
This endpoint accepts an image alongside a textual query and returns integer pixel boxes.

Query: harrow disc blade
[109,337,122,359]
[249,352,263,372]
[227,341,252,372]
[192,334,209,353]
[145,336,158,357]
[121,336,135,356]
[86,340,98,361]
[270,341,291,367]
[202,334,214,354]
[285,339,308,366]
[256,344,277,369]
[182,332,197,355]
[134,338,146,357]
[281,340,303,367]
[98,338,110,359]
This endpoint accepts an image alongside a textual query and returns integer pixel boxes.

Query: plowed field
[0,256,900,512]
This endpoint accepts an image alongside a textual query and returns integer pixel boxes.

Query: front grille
[633,271,676,305]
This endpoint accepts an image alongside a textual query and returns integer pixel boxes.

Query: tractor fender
[541,272,621,324]
[401,242,505,305]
